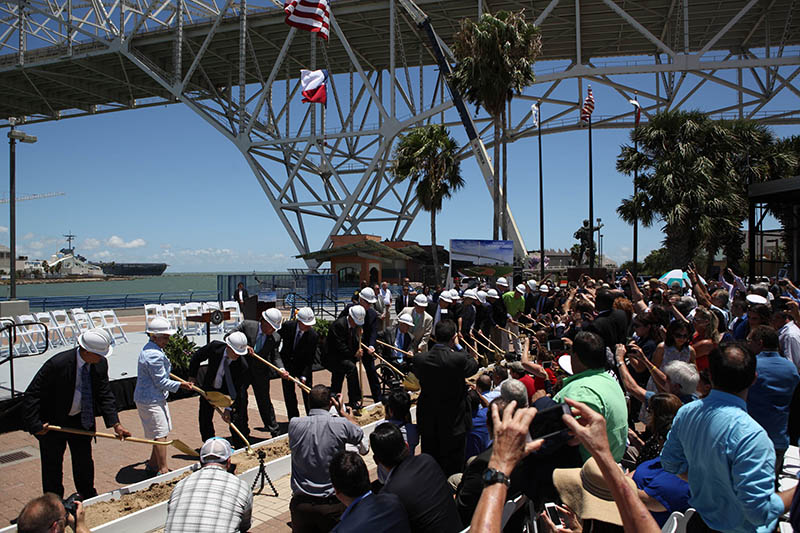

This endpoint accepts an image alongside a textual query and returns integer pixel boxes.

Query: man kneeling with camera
[16,493,89,533]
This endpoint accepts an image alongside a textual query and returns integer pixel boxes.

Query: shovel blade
[403,372,421,392]
[205,391,233,408]
[171,439,200,457]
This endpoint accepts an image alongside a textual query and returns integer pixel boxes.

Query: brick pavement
[0,312,376,527]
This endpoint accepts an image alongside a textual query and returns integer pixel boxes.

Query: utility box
[0,299,29,317]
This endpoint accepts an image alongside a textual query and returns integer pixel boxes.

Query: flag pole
[632,100,639,280]
[537,102,545,282]
[588,114,595,275]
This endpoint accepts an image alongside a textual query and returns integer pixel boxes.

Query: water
[3,273,236,298]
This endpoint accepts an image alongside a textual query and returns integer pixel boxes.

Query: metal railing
[0,320,49,399]
[0,290,222,312]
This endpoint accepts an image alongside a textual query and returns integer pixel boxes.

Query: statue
[573,219,597,265]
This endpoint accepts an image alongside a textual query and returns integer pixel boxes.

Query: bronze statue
[573,219,596,265]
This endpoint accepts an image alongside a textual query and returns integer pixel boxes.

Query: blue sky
[1,51,798,273]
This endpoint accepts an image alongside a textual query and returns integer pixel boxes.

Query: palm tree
[451,10,541,240]
[393,125,464,283]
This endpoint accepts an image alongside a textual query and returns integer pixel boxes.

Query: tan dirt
[82,404,388,527]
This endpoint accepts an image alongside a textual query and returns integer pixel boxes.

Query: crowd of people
[14,268,800,533]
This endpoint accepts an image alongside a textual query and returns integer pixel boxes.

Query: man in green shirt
[553,331,628,462]
[502,284,526,356]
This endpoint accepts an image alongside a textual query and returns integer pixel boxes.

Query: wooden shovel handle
[375,339,414,358]
[47,425,170,446]
[361,342,407,378]
[169,373,207,397]
[248,350,311,393]
[477,330,503,352]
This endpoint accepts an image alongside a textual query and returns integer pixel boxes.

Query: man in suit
[413,320,479,476]
[383,313,415,367]
[189,332,252,446]
[226,308,289,437]
[399,294,433,354]
[23,328,132,498]
[395,285,412,316]
[234,282,248,310]
[587,287,629,350]
[338,288,383,404]
[326,305,366,411]
[426,291,452,347]
[459,289,478,347]
[329,451,410,533]
[278,306,319,419]
[370,423,462,533]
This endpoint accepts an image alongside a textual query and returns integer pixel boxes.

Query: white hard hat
[414,294,428,307]
[449,289,461,300]
[464,289,478,300]
[77,328,113,357]
[348,305,366,326]
[476,290,488,304]
[515,283,526,294]
[358,287,377,304]
[261,308,283,330]
[225,331,249,356]
[526,279,538,291]
[487,289,499,299]
[296,307,316,326]
[438,291,453,303]
[146,317,176,336]
[398,313,414,327]
[539,285,550,294]
[496,277,509,287]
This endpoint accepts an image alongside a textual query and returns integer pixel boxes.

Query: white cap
[438,291,453,303]
[359,287,377,304]
[539,285,550,294]
[296,307,316,326]
[476,290,488,304]
[526,279,538,291]
[746,294,768,305]
[200,437,232,463]
[146,317,176,336]
[557,354,573,375]
[464,289,478,300]
[487,288,499,299]
[449,289,461,300]
[77,328,113,357]
[414,294,428,307]
[261,308,283,330]
[398,313,414,327]
[225,331,249,355]
[496,277,509,287]
[515,283,526,294]
[349,305,366,326]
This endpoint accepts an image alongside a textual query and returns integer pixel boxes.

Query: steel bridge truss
[1,0,799,264]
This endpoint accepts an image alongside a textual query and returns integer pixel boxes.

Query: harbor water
[2,273,229,298]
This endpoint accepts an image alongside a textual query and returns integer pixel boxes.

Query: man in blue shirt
[661,343,796,532]
[746,325,800,478]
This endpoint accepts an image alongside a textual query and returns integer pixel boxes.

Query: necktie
[294,328,303,349]
[80,365,94,430]
[223,357,237,400]
[394,330,404,363]
[255,333,265,353]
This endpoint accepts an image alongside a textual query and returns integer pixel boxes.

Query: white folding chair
[34,312,66,347]
[50,310,79,345]
[144,303,163,323]
[181,303,203,335]
[88,311,117,343]
[1,316,23,357]
[162,303,181,330]
[222,301,241,331]
[71,311,94,334]
[16,314,48,352]
[101,309,128,344]
[203,301,222,333]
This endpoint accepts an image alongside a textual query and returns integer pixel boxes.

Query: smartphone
[544,502,564,529]
[529,403,571,441]
[542,361,553,369]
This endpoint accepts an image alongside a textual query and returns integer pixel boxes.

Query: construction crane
[0,192,65,204]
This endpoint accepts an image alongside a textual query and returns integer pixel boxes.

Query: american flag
[284,0,330,40]
[580,86,595,122]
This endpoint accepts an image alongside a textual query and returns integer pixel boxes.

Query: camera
[62,493,80,519]
[529,403,571,441]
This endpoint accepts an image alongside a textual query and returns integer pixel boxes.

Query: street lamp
[599,234,604,268]
[8,118,37,300]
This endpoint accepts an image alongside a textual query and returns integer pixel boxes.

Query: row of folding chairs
[1,308,128,358]
[143,301,244,335]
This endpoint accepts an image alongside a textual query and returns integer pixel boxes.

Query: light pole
[599,234,604,268]
[7,118,38,300]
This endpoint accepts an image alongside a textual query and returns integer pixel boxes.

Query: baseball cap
[200,437,232,464]
[746,294,768,305]
[414,294,428,307]
[77,328,113,357]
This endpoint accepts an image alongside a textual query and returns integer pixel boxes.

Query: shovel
[170,373,233,408]
[477,330,504,354]
[363,341,421,391]
[497,325,522,340]
[246,349,312,394]
[47,425,199,457]
[169,374,254,455]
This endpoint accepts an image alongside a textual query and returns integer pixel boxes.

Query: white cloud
[22,232,35,241]
[178,248,233,257]
[83,238,101,250]
[0,226,7,233]
[107,235,147,249]
[95,250,112,259]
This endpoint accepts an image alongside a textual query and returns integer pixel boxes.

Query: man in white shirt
[773,308,800,370]
[379,281,393,329]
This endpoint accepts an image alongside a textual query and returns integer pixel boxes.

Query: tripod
[250,449,279,497]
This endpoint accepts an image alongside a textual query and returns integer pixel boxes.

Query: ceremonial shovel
[47,425,199,457]
[246,349,311,393]
[363,341,421,391]
[496,325,522,340]
[169,374,254,456]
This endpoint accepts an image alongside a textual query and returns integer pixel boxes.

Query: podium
[186,311,231,344]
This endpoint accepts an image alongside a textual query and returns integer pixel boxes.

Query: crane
[0,192,65,204]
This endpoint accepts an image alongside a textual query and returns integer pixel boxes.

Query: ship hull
[99,263,168,276]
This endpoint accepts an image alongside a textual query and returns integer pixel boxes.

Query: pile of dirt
[84,404,388,527]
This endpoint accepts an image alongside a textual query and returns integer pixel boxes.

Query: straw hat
[552,457,638,526]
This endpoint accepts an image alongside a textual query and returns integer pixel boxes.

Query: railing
[0,290,222,312]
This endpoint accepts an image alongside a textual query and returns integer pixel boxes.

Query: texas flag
[300,69,328,104]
